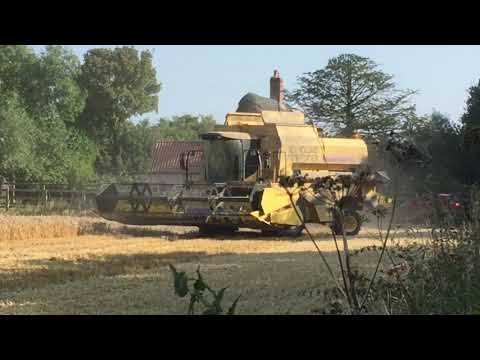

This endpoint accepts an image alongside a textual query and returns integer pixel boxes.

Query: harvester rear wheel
[332,210,362,236]
[290,225,305,237]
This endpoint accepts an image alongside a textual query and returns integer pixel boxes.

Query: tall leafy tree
[152,114,216,141]
[28,45,86,125]
[286,54,417,136]
[25,46,97,184]
[30,121,94,184]
[0,46,37,97]
[410,112,464,192]
[0,92,37,181]
[0,45,97,184]
[78,47,161,174]
[119,119,156,175]
[461,79,480,145]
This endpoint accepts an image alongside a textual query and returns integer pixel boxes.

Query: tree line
[1,47,480,193]
[0,45,215,185]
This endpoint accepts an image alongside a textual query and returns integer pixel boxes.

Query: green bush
[319,186,480,315]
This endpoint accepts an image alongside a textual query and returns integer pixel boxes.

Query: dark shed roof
[150,140,204,174]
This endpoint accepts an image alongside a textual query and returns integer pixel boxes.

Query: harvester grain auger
[96,110,390,236]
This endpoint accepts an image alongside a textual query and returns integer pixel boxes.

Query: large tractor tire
[332,210,362,236]
[285,225,305,237]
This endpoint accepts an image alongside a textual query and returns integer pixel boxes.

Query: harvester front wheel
[332,210,362,236]
[198,225,238,236]
[260,225,304,237]
[260,228,280,237]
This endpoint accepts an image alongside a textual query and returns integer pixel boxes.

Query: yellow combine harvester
[96,110,387,236]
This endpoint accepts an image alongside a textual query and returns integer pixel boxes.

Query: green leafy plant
[169,264,241,315]
[314,185,480,315]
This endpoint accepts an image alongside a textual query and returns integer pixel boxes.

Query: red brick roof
[150,140,204,174]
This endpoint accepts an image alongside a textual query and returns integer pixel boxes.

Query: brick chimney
[270,70,284,105]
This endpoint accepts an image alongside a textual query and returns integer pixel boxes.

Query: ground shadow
[0,251,235,293]
[0,235,395,295]
[81,222,286,241]
[80,222,200,240]
[0,248,386,314]
[86,223,431,243]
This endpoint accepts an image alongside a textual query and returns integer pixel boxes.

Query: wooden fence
[0,182,106,213]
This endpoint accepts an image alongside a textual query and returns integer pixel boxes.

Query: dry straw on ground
[0,217,422,315]
[0,216,92,241]
[0,215,172,242]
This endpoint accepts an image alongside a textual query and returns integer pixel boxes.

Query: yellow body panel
[224,111,305,126]
[261,111,305,125]
[220,112,368,182]
[250,186,303,226]
[259,187,297,214]
[225,113,264,126]
[274,125,368,176]
[270,207,303,226]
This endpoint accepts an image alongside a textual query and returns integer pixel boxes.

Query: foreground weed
[169,264,241,315]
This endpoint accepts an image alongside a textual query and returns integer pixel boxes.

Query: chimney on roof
[270,70,284,106]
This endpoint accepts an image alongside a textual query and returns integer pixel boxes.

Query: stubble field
[0,215,419,314]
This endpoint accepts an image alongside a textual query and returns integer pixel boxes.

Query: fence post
[71,187,75,211]
[43,184,48,210]
[82,190,87,213]
[5,183,10,211]
[12,181,16,205]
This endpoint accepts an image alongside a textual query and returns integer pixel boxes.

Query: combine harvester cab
[96,110,387,236]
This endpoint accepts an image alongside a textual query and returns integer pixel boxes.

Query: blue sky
[31,45,480,124]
